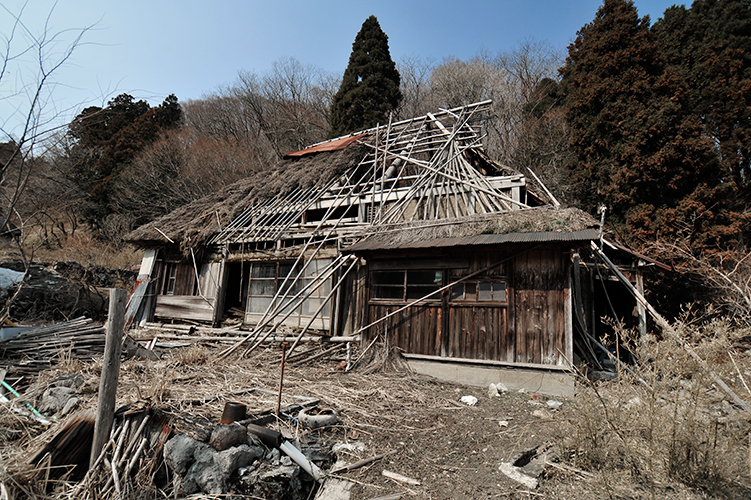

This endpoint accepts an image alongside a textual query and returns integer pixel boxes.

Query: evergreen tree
[560,0,725,245]
[329,15,402,137]
[68,93,182,228]
[654,0,751,198]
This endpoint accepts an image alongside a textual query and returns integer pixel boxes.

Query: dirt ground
[1,335,748,500]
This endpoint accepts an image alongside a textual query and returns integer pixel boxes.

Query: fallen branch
[544,459,595,479]
[382,470,420,486]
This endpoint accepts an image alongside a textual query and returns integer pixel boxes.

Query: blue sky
[2,0,680,141]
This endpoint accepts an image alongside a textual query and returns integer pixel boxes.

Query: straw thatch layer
[124,143,370,253]
[351,206,598,248]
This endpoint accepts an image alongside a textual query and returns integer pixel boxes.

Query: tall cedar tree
[329,16,402,137]
[68,93,182,227]
[654,0,751,203]
[560,0,726,246]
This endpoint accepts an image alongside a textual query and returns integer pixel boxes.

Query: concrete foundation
[406,358,575,397]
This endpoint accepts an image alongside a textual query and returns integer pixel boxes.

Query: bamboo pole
[287,257,359,356]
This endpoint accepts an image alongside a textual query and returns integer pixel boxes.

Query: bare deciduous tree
[426,41,564,174]
[0,2,93,320]
[234,57,335,157]
[396,55,437,120]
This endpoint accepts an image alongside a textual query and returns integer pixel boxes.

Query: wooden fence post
[90,288,127,468]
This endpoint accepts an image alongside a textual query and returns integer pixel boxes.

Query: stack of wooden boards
[0,317,105,387]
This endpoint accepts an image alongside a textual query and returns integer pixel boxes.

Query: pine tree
[560,0,724,245]
[329,16,402,137]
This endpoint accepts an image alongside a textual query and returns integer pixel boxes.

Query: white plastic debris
[546,400,563,410]
[488,382,509,397]
[332,442,365,453]
[280,440,323,481]
[460,395,478,406]
[499,420,509,428]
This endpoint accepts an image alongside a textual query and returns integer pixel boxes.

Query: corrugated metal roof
[284,133,367,158]
[345,228,600,253]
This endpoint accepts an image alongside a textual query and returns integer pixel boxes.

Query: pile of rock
[163,422,331,498]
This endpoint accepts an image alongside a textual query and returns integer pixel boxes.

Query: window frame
[450,279,507,304]
[245,259,333,326]
[370,269,443,303]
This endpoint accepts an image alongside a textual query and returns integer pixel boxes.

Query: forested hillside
[4,0,751,323]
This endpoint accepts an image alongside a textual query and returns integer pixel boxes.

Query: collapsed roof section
[125,100,545,254]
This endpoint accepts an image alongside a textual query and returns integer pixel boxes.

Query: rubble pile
[12,370,341,500]
[0,317,106,389]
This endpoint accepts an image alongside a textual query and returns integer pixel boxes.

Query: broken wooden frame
[210,101,534,357]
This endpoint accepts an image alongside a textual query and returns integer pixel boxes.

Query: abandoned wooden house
[125,101,657,394]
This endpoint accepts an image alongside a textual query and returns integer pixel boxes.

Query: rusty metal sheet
[284,133,367,158]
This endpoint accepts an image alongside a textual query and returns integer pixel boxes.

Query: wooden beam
[91,289,127,468]
[591,242,751,412]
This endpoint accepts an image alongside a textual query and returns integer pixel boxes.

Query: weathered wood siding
[368,304,442,355]
[155,296,216,322]
[363,245,570,367]
[447,305,509,361]
[512,248,568,366]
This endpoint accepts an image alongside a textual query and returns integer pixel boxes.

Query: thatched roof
[124,142,370,252]
[345,206,599,252]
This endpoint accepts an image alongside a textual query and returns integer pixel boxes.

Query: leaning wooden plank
[591,241,751,413]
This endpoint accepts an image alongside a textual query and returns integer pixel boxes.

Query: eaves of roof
[344,228,600,253]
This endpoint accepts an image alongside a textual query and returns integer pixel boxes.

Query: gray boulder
[209,423,247,451]
[163,434,208,475]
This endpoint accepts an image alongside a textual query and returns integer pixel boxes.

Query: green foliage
[329,15,402,137]
[560,0,727,246]
[67,93,182,229]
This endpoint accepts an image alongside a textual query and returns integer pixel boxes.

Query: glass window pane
[478,282,492,301]
[407,270,439,285]
[407,285,440,300]
[372,285,403,300]
[250,279,275,296]
[248,295,272,313]
[252,263,276,279]
[493,282,507,301]
[372,271,404,286]
[450,284,463,301]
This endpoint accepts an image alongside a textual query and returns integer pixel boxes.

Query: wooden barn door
[512,248,568,365]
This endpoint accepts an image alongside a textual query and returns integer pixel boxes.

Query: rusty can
[220,402,247,424]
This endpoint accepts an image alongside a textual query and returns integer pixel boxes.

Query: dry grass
[554,319,751,499]
[0,227,141,270]
[4,322,751,499]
